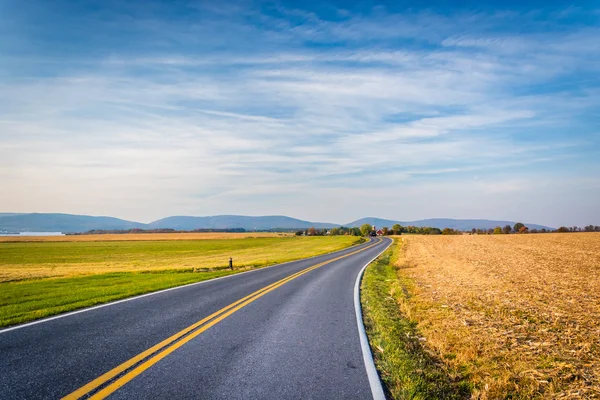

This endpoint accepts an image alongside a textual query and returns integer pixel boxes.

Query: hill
[149,215,337,230]
[0,213,555,233]
[0,213,146,233]
[346,217,554,231]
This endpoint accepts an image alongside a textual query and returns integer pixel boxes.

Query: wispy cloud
[0,1,598,226]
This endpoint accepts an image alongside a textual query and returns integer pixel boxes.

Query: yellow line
[64,238,381,400]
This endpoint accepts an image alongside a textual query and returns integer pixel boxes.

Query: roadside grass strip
[360,239,471,399]
[63,239,381,400]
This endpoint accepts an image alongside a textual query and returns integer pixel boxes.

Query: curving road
[0,237,391,399]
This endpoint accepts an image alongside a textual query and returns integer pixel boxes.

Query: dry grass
[0,232,289,242]
[395,233,600,399]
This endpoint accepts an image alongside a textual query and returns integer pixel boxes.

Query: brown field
[0,232,290,242]
[395,233,600,399]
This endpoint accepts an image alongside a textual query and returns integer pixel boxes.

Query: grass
[0,236,360,328]
[381,233,600,399]
[0,270,234,328]
[361,239,471,399]
[0,236,358,282]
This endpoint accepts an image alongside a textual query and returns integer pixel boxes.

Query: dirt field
[396,233,600,399]
[0,232,290,242]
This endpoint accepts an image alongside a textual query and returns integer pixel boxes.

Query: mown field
[363,233,600,399]
[0,235,359,328]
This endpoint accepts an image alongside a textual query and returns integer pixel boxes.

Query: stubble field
[393,233,600,398]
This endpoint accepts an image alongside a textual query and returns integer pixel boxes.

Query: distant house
[376,229,384,236]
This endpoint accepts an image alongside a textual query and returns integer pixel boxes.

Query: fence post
[229,257,233,270]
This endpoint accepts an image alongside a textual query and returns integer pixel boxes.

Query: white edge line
[0,238,372,334]
[354,237,393,400]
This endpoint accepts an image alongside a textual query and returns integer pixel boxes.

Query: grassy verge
[360,239,471,399]
[0,270,235,328]
[0,236,362,328]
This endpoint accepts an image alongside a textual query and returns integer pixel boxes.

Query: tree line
[296,222,600,237]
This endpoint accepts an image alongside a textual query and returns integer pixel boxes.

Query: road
[0,237,392,399]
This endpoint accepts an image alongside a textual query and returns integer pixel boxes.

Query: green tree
[513,222,525,232]
[557,226,569,233]
[382,227,389,235]
[502,225,512,234]
[392,224,402,235]
[330,227,340,236]
[493,226,502,234]
[360,223,373,236]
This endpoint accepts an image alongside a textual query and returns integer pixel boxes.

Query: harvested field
[0,232,289,242]
[395,233,600,399]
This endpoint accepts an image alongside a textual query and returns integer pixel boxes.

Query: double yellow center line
[63,238,382,400]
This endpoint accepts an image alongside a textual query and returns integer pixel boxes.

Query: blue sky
[1,0,599,227]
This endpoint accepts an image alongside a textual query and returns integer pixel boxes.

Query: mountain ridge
[0,213,555,233]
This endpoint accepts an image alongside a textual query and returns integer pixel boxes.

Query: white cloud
[0,4,598,225]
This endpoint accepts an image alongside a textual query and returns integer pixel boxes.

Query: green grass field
[0,236,360,328]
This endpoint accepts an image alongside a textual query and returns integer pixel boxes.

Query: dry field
[0,232,290,242]
[396,233,600,399]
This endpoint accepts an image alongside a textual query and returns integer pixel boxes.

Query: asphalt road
[0,237,392,399]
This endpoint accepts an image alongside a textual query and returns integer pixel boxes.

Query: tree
[429,228,442,235]
[519,226,529,234]
[392,224,402,235]
[471,228,477,234]
[360,224,373,236]
[442,228,459,235]
[307,227,316,236]
[295,230,303,236]
[351,227,362,236]
[382,227,389,235]
[557,226,569,233]
[584,225,595,232]
[503,225,512,234]
[513,222,525,232]
[493,226,502,234]
[330,227,340,236]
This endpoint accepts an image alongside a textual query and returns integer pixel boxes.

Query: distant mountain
[0,213,146,233]
[0,213,554,233]
[346,217,554,231]
[149,215,337,230]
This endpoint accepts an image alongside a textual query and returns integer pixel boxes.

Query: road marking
[63,238,382,400]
